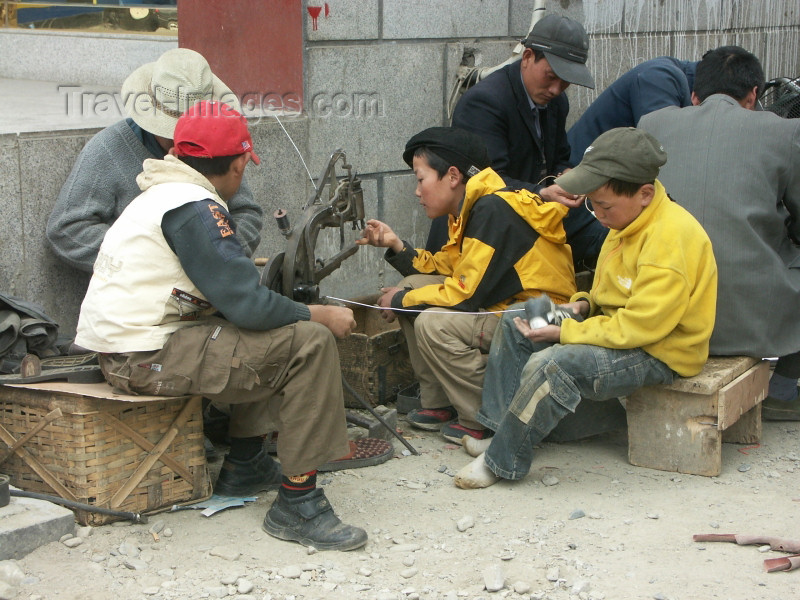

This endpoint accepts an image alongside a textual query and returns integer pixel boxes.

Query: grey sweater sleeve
[46,120,265,270]
[226,175,264,257]
[46,121,154,272]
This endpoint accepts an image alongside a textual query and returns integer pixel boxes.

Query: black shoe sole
[262,516,368,551]
[407,420,449,431]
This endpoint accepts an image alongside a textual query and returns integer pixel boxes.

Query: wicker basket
[0,382,211,525]
[337,300,415,407]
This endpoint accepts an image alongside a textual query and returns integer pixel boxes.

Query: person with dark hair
[74,101,371,551]
[639,46,800,420]
[567,56,697,165]
[357,126,576,444]
[691,45,765,102]
[453,128,717,489]
[449,14,607,271]
[47,48,264,273]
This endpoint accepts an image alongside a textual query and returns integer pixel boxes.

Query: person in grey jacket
[47,48,263,273]
[639,46,800,420]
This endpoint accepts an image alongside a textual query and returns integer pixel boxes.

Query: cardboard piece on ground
[3,380,188,403]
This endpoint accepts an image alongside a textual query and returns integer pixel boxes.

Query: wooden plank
[722,406,761,444]
[627,386,722,476]
[662,356,759,395]
[717,361,770,430]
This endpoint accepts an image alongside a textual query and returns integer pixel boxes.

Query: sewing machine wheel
[260,251,285,293]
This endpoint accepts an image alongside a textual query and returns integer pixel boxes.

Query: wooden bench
[626,356,770,476]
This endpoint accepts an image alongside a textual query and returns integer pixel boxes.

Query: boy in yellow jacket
[454,127,718,488]
[357,127,576,444]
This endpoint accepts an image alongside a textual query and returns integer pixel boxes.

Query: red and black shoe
[440,422,492,445]
[406,406,457,431]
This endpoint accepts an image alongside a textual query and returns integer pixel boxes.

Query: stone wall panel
[305,43,444,175]
[383,0,507,39]
[304,0,380,41]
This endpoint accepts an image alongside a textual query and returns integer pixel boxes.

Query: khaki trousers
[396,275,499,430]
[99,317,349,475]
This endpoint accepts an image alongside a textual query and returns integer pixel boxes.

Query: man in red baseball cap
[75,101,369,551]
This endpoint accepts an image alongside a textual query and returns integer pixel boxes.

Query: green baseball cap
[556,127,667,195]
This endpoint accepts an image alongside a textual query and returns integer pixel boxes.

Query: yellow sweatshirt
[560,181,717,376]
[386,168,576,312]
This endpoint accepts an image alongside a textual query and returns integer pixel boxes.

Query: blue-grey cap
[524,14,595,89]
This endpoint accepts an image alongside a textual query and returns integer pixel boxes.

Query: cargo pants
[99,316,350,476]
[395,274,499,430]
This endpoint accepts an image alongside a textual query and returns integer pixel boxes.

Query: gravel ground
[3,415,800,600]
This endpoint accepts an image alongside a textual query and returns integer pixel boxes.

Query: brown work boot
[263,488,368,551]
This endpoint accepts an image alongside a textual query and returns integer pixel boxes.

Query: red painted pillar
[177,0,303,113]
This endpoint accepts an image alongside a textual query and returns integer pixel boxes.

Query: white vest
[76,182,227,352]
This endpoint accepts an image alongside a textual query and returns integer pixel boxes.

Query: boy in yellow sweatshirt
[454,127,718,489]
[358,127,576,444]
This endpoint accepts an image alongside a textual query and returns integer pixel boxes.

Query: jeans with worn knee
[477,328,674,480]
[479,307,552,419]
[479,307,630,443]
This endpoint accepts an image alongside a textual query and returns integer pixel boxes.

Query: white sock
[462,435,492,457]
[454,453,500,489]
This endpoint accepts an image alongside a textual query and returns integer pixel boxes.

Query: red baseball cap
[173,100,260,165]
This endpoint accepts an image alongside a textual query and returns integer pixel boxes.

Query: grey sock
[768,373,799,402]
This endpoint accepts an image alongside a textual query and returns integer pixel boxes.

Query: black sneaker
[263,488,368,551]
[524,294,584,329]
[214,449,282,497]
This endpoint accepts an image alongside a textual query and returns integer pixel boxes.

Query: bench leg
[627,389,722,477]
[722,405,761,445]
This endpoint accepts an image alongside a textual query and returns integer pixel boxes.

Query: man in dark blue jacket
[567,57,697,165]
[450,14,605,270]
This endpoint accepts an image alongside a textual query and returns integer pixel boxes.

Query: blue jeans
[477,311,674,480]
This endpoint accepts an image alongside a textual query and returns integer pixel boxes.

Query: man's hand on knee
[309,305,357,338]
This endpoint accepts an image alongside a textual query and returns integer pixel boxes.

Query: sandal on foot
[318,438,393,472]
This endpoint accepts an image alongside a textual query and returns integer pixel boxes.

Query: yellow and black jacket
[386,168,576,312]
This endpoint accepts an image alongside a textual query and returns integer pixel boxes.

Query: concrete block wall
[301,0,800,302]
[1,0,799,335]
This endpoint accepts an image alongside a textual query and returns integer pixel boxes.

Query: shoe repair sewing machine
[260,149,365,303]
[259,149,417,454]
